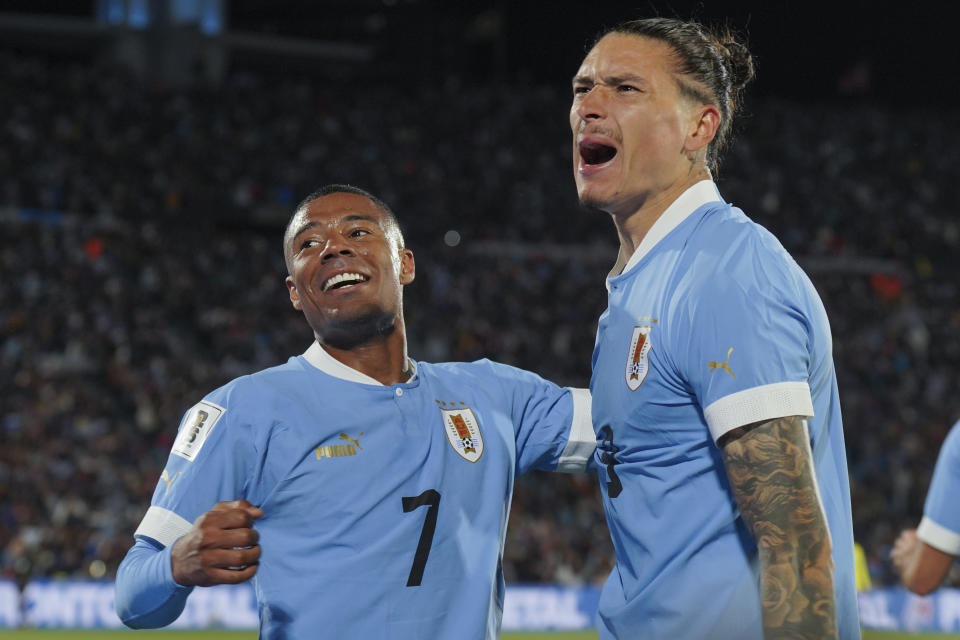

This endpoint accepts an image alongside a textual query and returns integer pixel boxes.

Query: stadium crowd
[1,49,958,590]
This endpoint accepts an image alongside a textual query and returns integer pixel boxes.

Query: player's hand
[171,499,263,587]
[891,528,918,577]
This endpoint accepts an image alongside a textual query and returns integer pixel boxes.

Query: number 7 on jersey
[401,489,441,587]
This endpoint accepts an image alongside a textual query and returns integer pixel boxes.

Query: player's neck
[612,171,710,258]
[320,320,411,385]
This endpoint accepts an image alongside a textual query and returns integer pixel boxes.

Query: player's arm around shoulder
[719,416,837,640]
[476,359,595,474]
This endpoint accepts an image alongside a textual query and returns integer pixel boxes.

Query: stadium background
[0,0,957,634]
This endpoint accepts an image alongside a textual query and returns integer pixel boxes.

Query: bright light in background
[128,0,149,29]
[443,230,461,247]
[88,559,107,578]
[97,0,222,34]
[172,0,223,34]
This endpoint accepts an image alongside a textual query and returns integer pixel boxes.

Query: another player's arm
[891,528,955,595]
[719,415,836,640]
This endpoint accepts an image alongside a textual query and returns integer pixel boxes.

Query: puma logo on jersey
[338,432,363,449]
[316,433,363,459]
[160,469,181,493]
[708,347,736,378]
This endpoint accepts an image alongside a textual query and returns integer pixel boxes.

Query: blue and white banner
[4,579,603,630]
[502,585,600,630]
[5,578,960,632]
[858,587,960,632]
[0,580,20,627]
[23,580,125,629]
[16,579,257,630]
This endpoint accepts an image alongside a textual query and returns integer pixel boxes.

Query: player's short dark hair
[284,184,405,272]
[293,184,400,230]
[597,17,755,174]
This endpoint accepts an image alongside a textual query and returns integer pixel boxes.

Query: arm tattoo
[720,416,837,640]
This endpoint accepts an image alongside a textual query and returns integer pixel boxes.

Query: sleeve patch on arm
[134,506,193,548]
[704,381,813,442]
[557,388,596,473]
[918,515,960,556]
[172,400,226,461]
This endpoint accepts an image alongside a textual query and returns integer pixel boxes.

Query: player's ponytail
[712,31,755,123]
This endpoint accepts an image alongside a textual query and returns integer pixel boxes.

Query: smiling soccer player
[114,185,596,639]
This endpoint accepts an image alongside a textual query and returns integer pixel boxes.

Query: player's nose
[576,87,608,121]
[321,238,356,262]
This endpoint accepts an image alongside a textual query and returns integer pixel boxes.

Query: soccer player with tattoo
[569,17,859,639]
[892,418,960,594]
[113,185,595,638]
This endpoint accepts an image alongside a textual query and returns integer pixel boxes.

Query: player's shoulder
[420,357,515,380]
[418,358,547,389]
[696,203,792,259]
[941,419,960,459]
[685,203,804,289]
[198,355,315,413]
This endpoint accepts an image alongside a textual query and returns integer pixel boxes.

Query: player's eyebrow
[342,214,379,225]
[292,215,380,242]
[573,73,648,87]
[291,220,321,242]
[608,74,647,86]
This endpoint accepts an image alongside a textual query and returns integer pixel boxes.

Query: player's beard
[320,307,398,350]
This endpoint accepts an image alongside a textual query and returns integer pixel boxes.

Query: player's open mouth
[322,272,370,292]
[579,141,618,167]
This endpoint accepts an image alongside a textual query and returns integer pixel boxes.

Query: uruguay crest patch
[625,326,652,391]
[440,406,484,463]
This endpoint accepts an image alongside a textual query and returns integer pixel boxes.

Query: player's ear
[686,103,720,153]
[286,276,302,310]
[399,249,415,285]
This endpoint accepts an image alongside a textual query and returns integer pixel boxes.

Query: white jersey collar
[607,180,722,287]
[302,341,418,386]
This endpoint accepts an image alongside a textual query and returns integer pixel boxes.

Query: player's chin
[321,308,398,349]
[577,191,613,214]
[575,179,614,213]
[319,290,376,319]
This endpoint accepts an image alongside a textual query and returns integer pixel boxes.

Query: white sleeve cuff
[134,506,193,548]
[918,515,960,556]
[556,388,595,473]
[704,381,814,442]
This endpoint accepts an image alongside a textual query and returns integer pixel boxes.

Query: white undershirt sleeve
[556,388,595,473]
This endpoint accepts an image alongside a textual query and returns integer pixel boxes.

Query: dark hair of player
[294,185,400,232]
[597,17,756,173]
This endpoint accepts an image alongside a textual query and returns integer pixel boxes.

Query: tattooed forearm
[720,416,836,640]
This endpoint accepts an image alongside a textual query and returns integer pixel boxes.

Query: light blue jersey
[115,343,594,639]
[918,419,960,555]
[590,181,859,640]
